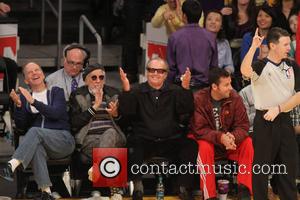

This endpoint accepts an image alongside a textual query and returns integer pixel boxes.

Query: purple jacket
[167,24,218,87]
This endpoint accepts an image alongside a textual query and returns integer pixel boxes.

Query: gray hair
[146,57,169,71]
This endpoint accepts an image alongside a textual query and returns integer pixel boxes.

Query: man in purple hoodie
[167,0,218,91]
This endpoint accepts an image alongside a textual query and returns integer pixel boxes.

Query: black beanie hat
[82,63,105,80]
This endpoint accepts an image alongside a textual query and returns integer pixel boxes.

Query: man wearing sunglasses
[119,57,198,200]
[69,63,126,199]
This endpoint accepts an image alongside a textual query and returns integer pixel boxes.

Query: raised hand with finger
[251,28,264,49]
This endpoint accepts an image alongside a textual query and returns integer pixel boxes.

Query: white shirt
[31,89,48,113]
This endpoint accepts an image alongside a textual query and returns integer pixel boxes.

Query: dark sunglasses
[91,75,105,81]
[146,67,167,74]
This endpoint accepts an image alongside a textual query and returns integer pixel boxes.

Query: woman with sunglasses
[69,63,126,199]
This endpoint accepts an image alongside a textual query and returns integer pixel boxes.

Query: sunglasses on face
[91,75,105,81]
[146,67,167,74]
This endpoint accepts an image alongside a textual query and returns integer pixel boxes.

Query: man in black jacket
[69,63,126,199]
[119,57,198,200]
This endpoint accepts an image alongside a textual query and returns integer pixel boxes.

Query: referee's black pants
[252,110,298,200]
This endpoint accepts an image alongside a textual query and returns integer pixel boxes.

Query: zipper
[220,101,231,131]
[41,115,45,128]
[41,89,51,128]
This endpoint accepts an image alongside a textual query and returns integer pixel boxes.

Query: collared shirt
[167,24,218,87]
[45,68,85,101]
[144,82,167,103]
[217,39,234,73]
[119,81,194,140]
[251,58,300,110]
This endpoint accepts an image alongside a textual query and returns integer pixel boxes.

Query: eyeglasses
[66,59,84,68]
[91,75,105,81]
[146,67,167,74]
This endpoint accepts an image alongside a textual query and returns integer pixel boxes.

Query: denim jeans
[13,127,75,189]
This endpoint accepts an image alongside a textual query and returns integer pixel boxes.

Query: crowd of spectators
[0,0,300,200]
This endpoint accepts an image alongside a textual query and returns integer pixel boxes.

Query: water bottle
[156,176,164,200]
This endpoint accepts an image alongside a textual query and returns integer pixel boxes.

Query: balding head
[22,62,45,87]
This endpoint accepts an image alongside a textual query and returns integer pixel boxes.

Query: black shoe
[206,198,218,200]
[34,192,54,200]
[178,186,193,200]
[0,163,14,182]
[238,184,251,200]
[132,190,143,200]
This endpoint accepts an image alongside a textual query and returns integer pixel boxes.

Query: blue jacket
[14,86,70,131]
[240,32,267,62]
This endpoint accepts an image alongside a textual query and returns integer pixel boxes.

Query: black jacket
[69,85,120,135]
[119,82,194,140]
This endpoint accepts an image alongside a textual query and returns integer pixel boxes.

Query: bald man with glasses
[46,43,90,101]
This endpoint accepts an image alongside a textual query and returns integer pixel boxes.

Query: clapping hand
[220,7,232,15]
[163,10,174,21]
[181,67,191,89]
[92,87,103,110]
[175,0,183,19]
[119,67,130,92]
[10,89,21,107]
[0,2,10,16]
[18,87,34,104]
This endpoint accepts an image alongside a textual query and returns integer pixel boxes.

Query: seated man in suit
[46,43,90,101]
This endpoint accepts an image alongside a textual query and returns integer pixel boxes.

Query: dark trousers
[252,111,298,200]
[127,135,198,189]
